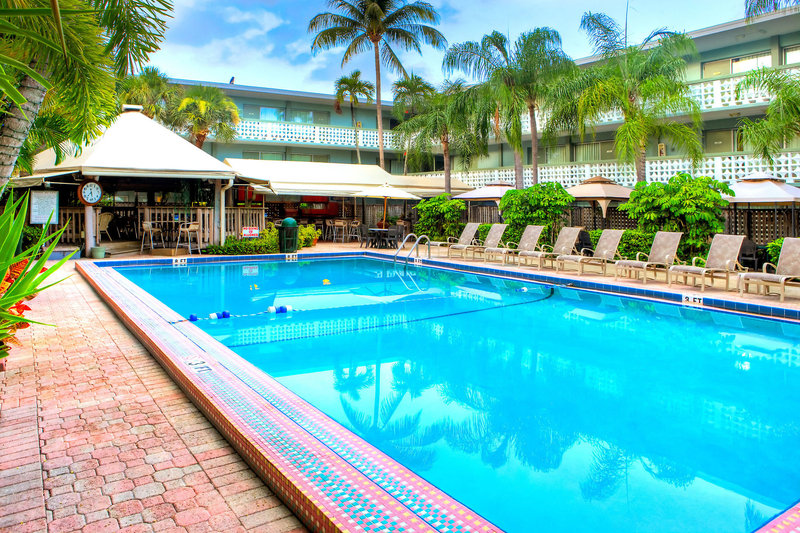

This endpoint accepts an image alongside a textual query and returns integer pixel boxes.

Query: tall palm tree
[0,0,172,180]
[117,66,176,121]
[392,73,435,174]
[308,0,446,170]
[745,0,799,17]
[394,81,490,194]
[736,67,800,165]
[443,29,574,186]
[556,13,703,183]
[334,70,375,164]
[176,86,240,149]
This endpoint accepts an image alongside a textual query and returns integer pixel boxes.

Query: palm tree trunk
[351,102,361,164]
[442,136,451,195]
[373,42,385,170]
[403,139,409,175]
[513,149,523,189]
[528,104,539,185]
[634,144,646,183]
[194,132,208,149]
[0,74,47,179]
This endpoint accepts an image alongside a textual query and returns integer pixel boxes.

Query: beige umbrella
[452,182,514,202]
[355,182,421,226]
[565,176,633,229]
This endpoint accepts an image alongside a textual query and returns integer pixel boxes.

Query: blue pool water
[118,258,800,533]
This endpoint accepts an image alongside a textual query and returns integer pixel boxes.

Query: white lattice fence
[235,120,394,149]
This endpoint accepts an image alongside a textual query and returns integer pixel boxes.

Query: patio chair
[386,225,402,249]
[519,227,581,269]
[358,223,373,249]
[98,212,114,242]
[140,221,165,253]
[461,224,507,260]
[556,229,624,276]
[738,237,800,302]
[430,223,480,256]
[484,225,545,264]
[668,234,745,291]
[175,222,201,255]
[615,231,683,284]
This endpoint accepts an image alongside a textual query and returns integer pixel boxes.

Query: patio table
[368,228,390,249]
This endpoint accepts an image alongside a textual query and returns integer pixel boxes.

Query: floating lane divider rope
[174,305,296,324]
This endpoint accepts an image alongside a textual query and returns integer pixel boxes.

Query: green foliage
[299,224,322,248]
[588,229,655,260]
[413,194,466,241]
[205,225,279,255]
[21,226,43,250]
[498,183,574,244]
[619,172,732,257]
[477,224,492,242]
[766,238,784,265]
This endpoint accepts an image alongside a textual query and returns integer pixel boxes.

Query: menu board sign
[30,190,59,225]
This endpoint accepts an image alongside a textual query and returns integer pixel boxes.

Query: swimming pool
[115,257,800,532]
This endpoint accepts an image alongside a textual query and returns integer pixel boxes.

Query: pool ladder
[393,233,430,265]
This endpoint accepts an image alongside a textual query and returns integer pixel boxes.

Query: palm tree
[392,74,435,174]
[443,29,574,186]
[0,0,172,179]
[736,67,800,165]
[308,0,446,170]
[745,0,799,17]
[393,81,490,194]
[117,66,176,121]
[334,70,375,164]
[176,86,240,149]
[555,13,704,183]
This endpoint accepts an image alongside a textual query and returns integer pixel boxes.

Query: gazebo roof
[724,172,800,204]
[565,176,633,201]
[26,109,236,181]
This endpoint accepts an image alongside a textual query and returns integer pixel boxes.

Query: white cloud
[223,7,285,33]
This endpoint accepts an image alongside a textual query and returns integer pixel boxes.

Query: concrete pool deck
[2,243,800,533]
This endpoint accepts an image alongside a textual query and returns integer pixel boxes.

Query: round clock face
[79,180,103,205]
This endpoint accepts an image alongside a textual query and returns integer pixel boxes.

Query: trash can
[279,217,299,253]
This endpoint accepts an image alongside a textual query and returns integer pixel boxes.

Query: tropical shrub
[766,238,783,265]
[299,225,322,248]
[1,192,74,365]
[619,172,732,258]
[22,226,43,250]
[477,223,492,242]
[498,182,574,244]
[414,194,466,241]
[205,224,279,255]
[588,229,655,260]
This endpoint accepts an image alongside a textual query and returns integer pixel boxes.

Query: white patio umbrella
[354,182,421,226]
[452,182,513,202]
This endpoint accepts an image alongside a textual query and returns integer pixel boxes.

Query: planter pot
[91,246,106,259]
[312,238,318,246]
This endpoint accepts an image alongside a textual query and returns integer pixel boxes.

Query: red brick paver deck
[0,263,306,533]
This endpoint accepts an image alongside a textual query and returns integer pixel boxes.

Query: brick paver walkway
[0,263,306,533]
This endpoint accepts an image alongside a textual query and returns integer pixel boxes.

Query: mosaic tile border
[87,252,800,532]
[77,260,501,533]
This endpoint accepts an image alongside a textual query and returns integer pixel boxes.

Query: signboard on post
[30,190,59,225]
[241,227,259,238]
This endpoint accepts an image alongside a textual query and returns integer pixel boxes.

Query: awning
[28,110,237,181]
[224,158,471,197]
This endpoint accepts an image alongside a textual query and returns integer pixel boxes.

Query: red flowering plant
[1,189,75,366]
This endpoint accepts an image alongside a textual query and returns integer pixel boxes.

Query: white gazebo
[22,107,237,252]
[723,171,800,238]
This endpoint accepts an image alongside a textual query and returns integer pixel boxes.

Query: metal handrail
[405,235,430,265]
[393,233,418,263]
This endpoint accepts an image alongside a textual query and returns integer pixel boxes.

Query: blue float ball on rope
[189,314,198,322]
[277,305,287,314]
[222,310,231,318]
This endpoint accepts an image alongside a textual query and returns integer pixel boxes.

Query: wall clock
[78,180,103,206]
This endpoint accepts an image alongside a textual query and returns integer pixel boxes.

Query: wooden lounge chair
[738,237,800,302]
[668,234,745,291]
[615,231,683,284]
[430,222,480,256]
[556,229,624,276]
[519,227,581,269]
[484,225,545,264]
[448,223,505,259]
[466,224,508,260]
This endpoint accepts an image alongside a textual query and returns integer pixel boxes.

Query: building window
[242,151,284,160]
[545,146,568,164]
[705,130,734,153]
[574,141,615,162]
[702,52,771,78]
[785,45,800,65]
[242,105,285,122]
[289,154,330,162]
[286,110,331,125]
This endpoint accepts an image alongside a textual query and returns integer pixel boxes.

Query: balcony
[412,151,800,189]
[235,119,395,150]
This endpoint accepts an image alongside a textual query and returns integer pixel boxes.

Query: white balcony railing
[235,119,395,149]
[413,151,800,189]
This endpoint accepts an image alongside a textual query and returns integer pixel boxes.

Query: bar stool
[140,221,165,253]
[324,219,335,241]
[175,222,200,255]
[346,220,361,243]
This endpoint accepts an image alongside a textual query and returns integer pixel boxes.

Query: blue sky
[147,0,744,97]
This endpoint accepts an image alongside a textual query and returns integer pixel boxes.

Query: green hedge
[206,223,322,255]
[588,229,655,260]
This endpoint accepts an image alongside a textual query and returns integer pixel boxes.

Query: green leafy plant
[618,172,732,258]
[205,224,279,255]
[498,182,574,244]
[588,229,655,260]
[766,238,784,265]
[477,223,492,242]
[413,194,466,241]
[1,191,75,363]
[299,224,322,248]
